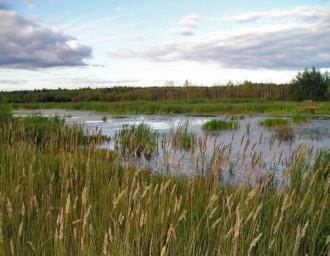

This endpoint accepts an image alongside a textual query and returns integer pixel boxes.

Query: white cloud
[58,77,141,86]
[179,14,200,27]
[110,5,330,70]
[223,5,327,23]
[165,13,201,36]
[0,10,92,69]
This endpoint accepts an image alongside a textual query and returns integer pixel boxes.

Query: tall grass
[0,109,329,255]
[12,100,330,115]
[202,119,239,131]
[171,121,196,150]
[115,123,158,158]
[0,104,13,125]
[274,126,295,141]
[259,118,289,127]
[292,115,312,124]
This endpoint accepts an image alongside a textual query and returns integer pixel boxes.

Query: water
[14,109,330,187]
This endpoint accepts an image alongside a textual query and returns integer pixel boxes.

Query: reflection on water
[15,109,330,187]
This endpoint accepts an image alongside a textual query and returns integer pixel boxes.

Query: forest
[2,69,329,103]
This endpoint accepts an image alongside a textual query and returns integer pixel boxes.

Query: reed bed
[0,112,329,255]
[12,100,330,115]
[259,118,289,127]
[292,115,312,124]
[171,121,196,150]
[115,123,158,158]
[202,119,239,131]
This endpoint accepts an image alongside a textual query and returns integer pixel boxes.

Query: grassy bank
[12,100,330,115]
[0,109,329,255]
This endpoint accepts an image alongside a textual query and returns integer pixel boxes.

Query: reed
[12,100,330,115]
[0,104,13,125]
[202,119,239,131]
[274,126,295,141]
[259,118,289,127]
[171,121,196,150]
[0,108,329,255]
[292,115,311,123]
[115,123,158,158]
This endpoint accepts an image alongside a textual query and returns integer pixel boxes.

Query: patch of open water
[15,109,330,187]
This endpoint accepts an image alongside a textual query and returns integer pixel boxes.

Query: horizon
[1,0,330,90]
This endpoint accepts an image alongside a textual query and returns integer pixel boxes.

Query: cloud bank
[0,4,92,69]
[111,6,330,70]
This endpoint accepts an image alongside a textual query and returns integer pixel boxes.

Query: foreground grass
[12,100,330,115]
[0,111,329,255]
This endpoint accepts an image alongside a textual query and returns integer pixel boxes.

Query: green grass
[0,107,329,255]
[259,118,290,127]
[115,123,158,158]
[202,119,239,131]
[11,100,330,115]
[0,122,329,255]
[0,105,13,125]
[171,121,196,150]
[292,115,312,123]
[0,107,107,148]
[19,115,69,146]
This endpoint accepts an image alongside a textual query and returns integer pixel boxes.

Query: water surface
[15,109,330,187]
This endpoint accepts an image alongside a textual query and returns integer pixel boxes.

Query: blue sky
[0,0,329,90]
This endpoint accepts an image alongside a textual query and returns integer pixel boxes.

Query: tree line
[1,68,329,103]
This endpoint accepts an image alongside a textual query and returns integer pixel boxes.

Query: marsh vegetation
[202,119,239,131]
[0,106,329,255]
[171,121,196,150]
[115,123,158,158]
[10,100,330,116]
[259,118,289,127]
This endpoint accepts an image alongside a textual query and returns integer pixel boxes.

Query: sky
[0,0,329,90]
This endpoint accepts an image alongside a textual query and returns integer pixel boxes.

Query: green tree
[289,67,328,101]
